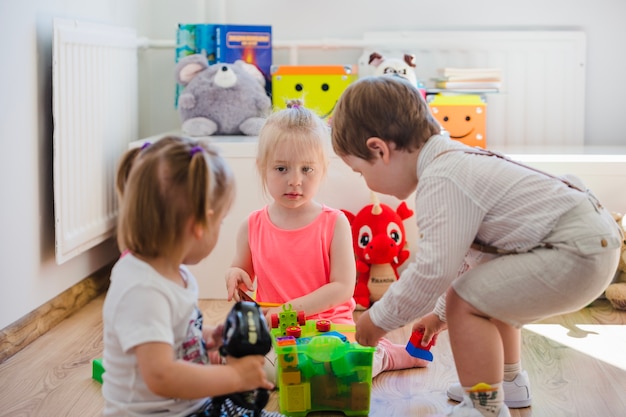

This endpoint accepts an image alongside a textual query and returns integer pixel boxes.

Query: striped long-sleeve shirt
[369,134,587,332]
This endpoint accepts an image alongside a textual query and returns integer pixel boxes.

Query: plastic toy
[405,329,436,362]
[605,212,626,310]
[175,53,271,136]
[92,357,104,384]
[428,94,487,148]
[211,301,274,417]
[269,304,307,336]
[342,193,414,309]
[271,65,357,121]
[237,287,281,308]
[270,305,376,416]
[220,301,272,357]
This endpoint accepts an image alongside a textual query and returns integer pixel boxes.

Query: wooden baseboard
[0,263,113,364]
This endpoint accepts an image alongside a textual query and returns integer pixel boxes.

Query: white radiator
[52,19,138,264]
[358,31,586,148]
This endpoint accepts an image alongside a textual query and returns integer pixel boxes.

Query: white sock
[463,382,505,417]
[503,361,521,382]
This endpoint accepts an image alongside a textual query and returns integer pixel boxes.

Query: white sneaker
[446,371,532,408]
[442,396,511,417]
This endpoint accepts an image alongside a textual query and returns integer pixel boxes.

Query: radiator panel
[52,19,137,264]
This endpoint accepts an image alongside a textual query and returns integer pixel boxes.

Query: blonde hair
[116,136,235,257]
[257,106,330,193]
[331,76,441,160]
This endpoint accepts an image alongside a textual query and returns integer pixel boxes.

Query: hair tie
[286,99,303,109]
[141,141,151,150]
[190,145,204,157]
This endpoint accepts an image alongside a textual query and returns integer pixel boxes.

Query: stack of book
[433,68,502,91]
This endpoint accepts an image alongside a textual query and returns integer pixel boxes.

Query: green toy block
[272,319,375,416]
[92,357,105,384]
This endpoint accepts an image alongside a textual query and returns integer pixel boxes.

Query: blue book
[174,24,219,108]
[215,24,272,96]
[194,24,219,64]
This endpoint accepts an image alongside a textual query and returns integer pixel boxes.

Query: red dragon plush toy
[342,193,414,310]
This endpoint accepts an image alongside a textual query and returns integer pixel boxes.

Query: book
[215,24,272,96]
[174,23,219,108]
[437,67,502,79]
[434,67,502,91]
[434,80,502,90]
[175,23,198,109]
[437,75,501,82]
[175,23,198,61]
[194,24,219,63]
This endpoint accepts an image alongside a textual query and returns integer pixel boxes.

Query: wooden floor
[1,295,625,417]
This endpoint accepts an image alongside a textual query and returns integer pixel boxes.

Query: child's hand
[412,313,447,346]
[224,355,274,391]
[203,324,225,351]
[355,310,388,347]
[225,267,254,301]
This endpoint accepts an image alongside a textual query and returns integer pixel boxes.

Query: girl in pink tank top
[225,105,429,378]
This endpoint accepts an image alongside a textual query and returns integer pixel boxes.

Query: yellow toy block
[278,345,299,368]
[271,65,357,121]
[280,383,311,413]
[280,368,302,385]
[429,94,487,148]
[351,381,371,411]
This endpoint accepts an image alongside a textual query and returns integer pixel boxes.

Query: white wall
[138,0,626,147]
[0,2,138,330]
[2,0,626,330]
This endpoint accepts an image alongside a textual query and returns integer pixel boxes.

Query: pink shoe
[372,337,430,377]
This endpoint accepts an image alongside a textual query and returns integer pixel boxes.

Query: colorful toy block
[281,383,311,413]
[428,94,487,148]
[270,304,306,336]
[271,65,357,121]
[405,329,435,362]
[271,305,375,417]
[92,357,104,384]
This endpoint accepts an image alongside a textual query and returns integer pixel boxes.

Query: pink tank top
[248,205,356,324]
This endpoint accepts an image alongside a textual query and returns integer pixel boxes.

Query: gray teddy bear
[175,54,272,136]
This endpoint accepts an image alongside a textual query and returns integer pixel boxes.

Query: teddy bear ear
[175,54,210,85]
[178,63,206,85]
[234,60,266,87]
[404,54,417,68]
[368,52,384,67]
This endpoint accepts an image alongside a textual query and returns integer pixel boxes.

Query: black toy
[207,301,273,417]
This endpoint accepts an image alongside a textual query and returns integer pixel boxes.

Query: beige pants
[454,197,621,327]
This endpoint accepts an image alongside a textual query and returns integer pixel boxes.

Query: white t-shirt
[102,254,208,416]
